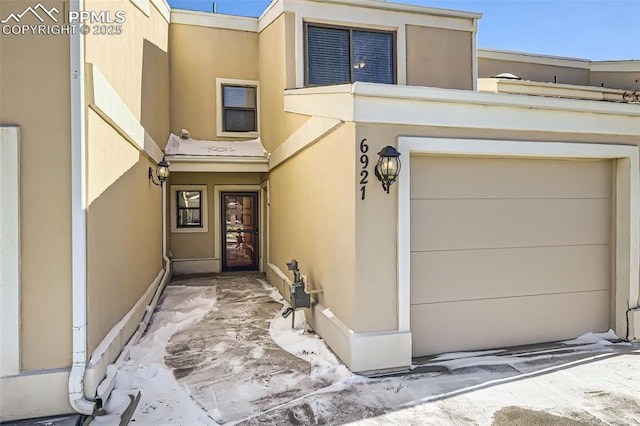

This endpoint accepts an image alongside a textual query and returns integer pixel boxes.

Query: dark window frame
[304,22,397,87]
[176,190,203,228]
[221,84,258,133]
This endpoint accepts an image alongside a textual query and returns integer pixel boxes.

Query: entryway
[221,192,259,271]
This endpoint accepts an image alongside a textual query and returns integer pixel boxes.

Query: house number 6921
[359,139,369,200]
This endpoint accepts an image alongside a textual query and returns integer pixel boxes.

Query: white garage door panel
[411,290,611,357]
[410,156,612,200]
[409,156,612,358]
[410,244,610,305]
[410,198,610,252]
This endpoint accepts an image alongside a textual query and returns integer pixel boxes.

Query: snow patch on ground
[262,279,352,383]
[95,284,220,425]
[94,276,640,426]
[562,329,624,345]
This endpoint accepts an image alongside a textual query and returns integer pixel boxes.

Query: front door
[221,192,259,271]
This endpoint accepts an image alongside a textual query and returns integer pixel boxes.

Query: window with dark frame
[222,84,257,132]
[177,190,202,228]
[306,24,395,86]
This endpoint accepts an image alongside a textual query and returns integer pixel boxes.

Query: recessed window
[171,185,208,234]
[177,190,202,228]
[306,24,395,86]
[216,78,260,138]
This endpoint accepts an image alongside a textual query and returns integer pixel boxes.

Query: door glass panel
[223,193,258,271]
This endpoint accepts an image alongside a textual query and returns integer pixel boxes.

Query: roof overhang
[164,134,269,173]
[166,155,269,173]
[284,82,640,137]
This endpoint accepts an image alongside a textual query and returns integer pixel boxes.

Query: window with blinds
[222,85,257,132]
[306,24,395,86]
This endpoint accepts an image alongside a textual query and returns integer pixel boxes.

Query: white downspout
[69,0,95,415]
[163,181,170,268]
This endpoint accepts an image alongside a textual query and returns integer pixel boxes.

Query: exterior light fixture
[149,158,170,187]
[374,145,401,194]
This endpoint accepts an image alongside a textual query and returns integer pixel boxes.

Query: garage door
[410,155,612,357]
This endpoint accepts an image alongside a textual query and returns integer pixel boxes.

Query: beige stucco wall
[170,23,259,141]
[259,13,309,153]
[0,0,72,371]
[352,122,640,334]
[591,71,640,91]
[479,57,591,85]
[84,0,169,354]
[168,172,262,260]
[86,0,169,147]
[268,123,357,329]
[406,25,473,90]
[85,110,163,352]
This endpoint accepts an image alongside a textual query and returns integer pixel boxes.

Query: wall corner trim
[0,126,21,377]
[266,263,411,373]
[269,116,343,169]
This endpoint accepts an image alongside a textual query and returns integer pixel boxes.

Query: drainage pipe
[68,0,95,415]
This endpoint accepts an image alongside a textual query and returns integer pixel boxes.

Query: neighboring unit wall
[478,50,590,85]
[84,0,169,357]
[0,0,72,372]
[590,61,640,90]
[169,20,259,141]
[0,0,74,419]
[406,25,473,90]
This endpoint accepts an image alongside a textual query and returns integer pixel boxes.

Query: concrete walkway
[118,273,640,425]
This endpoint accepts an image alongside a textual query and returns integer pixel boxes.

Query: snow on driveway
[94,273,640,425]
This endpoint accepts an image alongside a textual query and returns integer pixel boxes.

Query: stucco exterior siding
[0,0,72,371]
[269,123,357,330]
[169,23,258,141]
[85,0,170,148]
[259,13,309,153]
[83,0,169,357]
[406,25,473,90]
[85,109,163,354]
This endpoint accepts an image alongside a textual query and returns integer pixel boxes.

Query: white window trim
[170,185,209,234]
[216,78,260,139]
[397,138,639,342]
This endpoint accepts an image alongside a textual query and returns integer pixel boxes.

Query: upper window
[216,78,260,138]
[305,24,395,86]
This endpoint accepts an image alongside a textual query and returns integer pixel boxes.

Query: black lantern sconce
[374,146,401,193]
[149,158,170,187]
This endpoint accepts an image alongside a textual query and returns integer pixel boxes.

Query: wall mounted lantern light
[375,146,401,194]
[149,158,170,187]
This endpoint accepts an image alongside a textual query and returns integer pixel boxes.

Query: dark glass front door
[222,192,259,271]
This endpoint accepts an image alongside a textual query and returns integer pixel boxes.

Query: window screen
[222,85,257,132]
[352,30,394,84]
[306,24,394,86]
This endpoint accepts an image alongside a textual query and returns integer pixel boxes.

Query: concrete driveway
[98,272,640,425]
